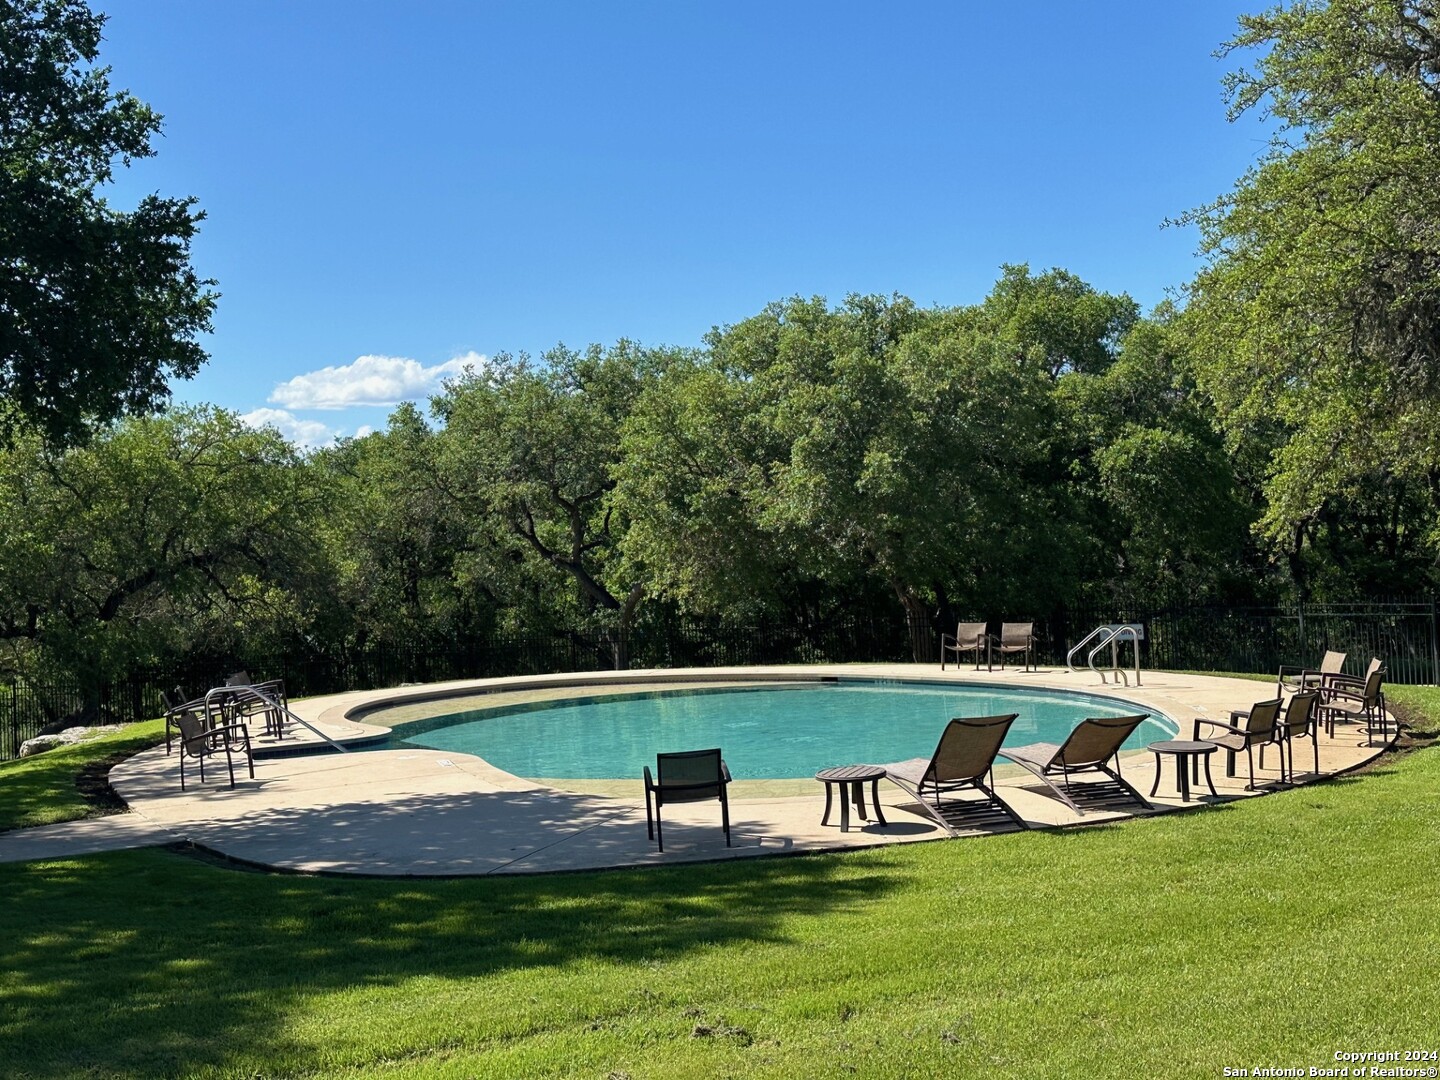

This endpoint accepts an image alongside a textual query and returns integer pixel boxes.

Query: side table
[1147,740,1219,802]
[815,765,888,832]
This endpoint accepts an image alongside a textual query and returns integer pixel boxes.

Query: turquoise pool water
[383,680,1177,780]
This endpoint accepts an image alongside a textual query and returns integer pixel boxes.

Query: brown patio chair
[940,622,989,670]
[174,709,254,791]
[643,748,731,852]
[1317,659,1389,744]
[1193,697,1282,791]
[876,714,1026,833]
[998,714,1149,813]
[1264,690,1320,784]
[1276,649,1346,694]
[161,686,209,755]
[989,622,1035,672]
[223,671,289,739]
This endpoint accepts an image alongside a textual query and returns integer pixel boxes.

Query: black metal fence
[3,601,1435,762]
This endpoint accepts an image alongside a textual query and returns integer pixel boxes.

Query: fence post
[9,678,17,759]
[1431,595,1439,687]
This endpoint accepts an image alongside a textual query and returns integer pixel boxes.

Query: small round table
[816,765,888,832]
[1147,740,1219,802]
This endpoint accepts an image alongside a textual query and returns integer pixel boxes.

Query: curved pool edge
[101,665,1398,877]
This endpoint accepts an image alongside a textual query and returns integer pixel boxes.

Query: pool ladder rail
[1067,623,1145,686]
[203,685,350,754]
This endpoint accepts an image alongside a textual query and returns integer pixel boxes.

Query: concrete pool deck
[7,665,1397,873]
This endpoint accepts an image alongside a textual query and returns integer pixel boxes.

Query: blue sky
[98,1,1270,447]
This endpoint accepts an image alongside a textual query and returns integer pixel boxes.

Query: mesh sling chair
[1276,649,1346,694]
[1193,697,1283,791]
[223,671,289,739]
[643,748,731,852]
[1263,689,1321,784]
[940,622,990,671]
[174,709,254,791]
[877,714,1026,833]
[1318,659,1390,744]
[161,686,209,755]
[990,622,1036,672]
[998,714,1150,813]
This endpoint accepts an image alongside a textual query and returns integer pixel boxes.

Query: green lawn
[0,720,163,831]
[1,690,1437,1077]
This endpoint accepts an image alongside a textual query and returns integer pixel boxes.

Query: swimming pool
[381,680,1177,780]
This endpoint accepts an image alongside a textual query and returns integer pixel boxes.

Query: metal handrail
[1067,625,1115,671]
[1068,623,1145,686]
[203,685,349,754]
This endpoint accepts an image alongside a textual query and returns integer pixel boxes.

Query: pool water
[383,681,1177,780]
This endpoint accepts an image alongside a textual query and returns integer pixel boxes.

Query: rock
[19,734,71,757]
[18,723,126,757]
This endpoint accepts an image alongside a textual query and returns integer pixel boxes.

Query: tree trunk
[892,582,934,663]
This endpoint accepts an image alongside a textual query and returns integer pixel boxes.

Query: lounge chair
[990,622,1035,672]
[940,622,989,671]
[643,748,731,852]
[1265,690,1320,784]
[174,709,254,790]
[998,714,1149,813]
[1317,659,1389,743]
[1194,696,1284,791]
[1276,649,1346,694]
[877,714,1026,833]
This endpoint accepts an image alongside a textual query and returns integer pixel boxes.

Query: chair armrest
[721,760,732,783]
[643,765,654,789]
[1320,687,1365,705]
[1193,718,1247,737]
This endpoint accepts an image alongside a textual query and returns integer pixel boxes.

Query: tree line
[3,0,1439,694]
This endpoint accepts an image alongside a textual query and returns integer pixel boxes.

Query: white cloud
[353,424,375,439]
[268,352,484,410]
[239,408,340,450]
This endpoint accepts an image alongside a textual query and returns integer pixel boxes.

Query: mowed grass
[0,720,164,830]
[1,690,1439,1078]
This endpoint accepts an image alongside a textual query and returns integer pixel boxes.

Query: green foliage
[0,407,321,692]
[1181,0,1440,596]
[0,0,216,445]
[431,343,677,665]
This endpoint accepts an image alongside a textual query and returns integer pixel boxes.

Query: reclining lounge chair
[998,715,1150,814]
[877,714,1026,834]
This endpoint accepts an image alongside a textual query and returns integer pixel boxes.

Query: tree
[617,294,1059,660]
[1180,0,1440,595]
[0,0,216,445]
[0,407,321,701]
[432,343,670,668]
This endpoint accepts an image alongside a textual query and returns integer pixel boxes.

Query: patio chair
[174,709,254,791]
[223,671,289,739]
[1193,697,1282,791]
[161,686,209,755]
[1276,649,1347,694]
[989,622,1036,672]
[643,748,731,852]
[876,714,1026,833]
[1264,690,1321,784]
[997,714,1149,813]
[1317,659,1389,744]
[940,622,989,670]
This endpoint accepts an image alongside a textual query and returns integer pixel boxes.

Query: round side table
[815,765,888,831]
[1147,740,1219,802]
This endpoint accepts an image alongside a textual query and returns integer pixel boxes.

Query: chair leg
[1244,745,1256,791]
[721,789,731,847]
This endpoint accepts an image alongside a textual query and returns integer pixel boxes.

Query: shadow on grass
[0,843,908,1078]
